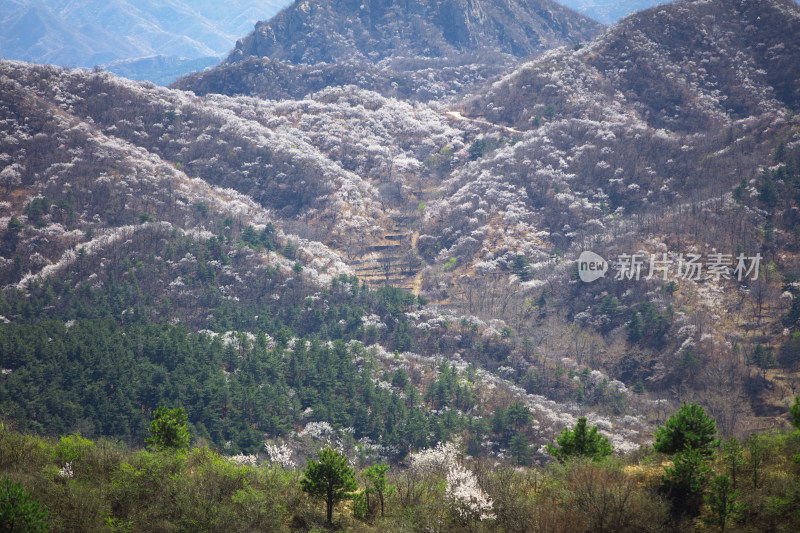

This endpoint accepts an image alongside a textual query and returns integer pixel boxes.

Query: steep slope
[469,0,800,131]
[0,60,654,456]
[175,0,604,101]
[0,61,353,290]
[409,0,800,432]
[227,0,602,64]
[434,0,800,258]
[436,0,800,259]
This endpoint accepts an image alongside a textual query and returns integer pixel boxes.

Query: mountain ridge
[175,0,604,101]
[226,0,603,64]
[0,1,290,84]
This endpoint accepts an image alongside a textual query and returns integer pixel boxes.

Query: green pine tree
[702,474,746,532]
[363,463,394,517]
[722,437,746,490]
[301,447,358,524]
[653,403,718,458]
[546,417,613,462]
[662,448,711,516]
[508,433,532,466]
[790,396,800,430]
[0,477,49,533]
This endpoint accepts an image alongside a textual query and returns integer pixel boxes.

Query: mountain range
[0,0,289,83]
[1,0,800,478]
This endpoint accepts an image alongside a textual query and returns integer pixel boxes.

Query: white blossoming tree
[446,462,495,525]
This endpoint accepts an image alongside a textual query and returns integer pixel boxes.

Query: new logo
[577,251,608,282]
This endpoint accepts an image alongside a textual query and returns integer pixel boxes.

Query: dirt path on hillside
[445,110,526,136]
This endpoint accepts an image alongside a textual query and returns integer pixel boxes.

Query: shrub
[546,417,613,463]
[0,477,49,532]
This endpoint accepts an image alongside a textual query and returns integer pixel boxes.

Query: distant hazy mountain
[557,0,671,24]
[0,0,291,83]
[102,55,221,86]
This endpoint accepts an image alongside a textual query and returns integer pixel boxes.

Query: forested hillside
[2,0,800,531]
[420,0,800,433]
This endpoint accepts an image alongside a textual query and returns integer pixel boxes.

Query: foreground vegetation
[4,402,800,533]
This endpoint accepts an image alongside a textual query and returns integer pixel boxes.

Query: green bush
[55,435,95,468]
[546,417,613,463]
[0,476,49,533]
[145,407,192,451]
